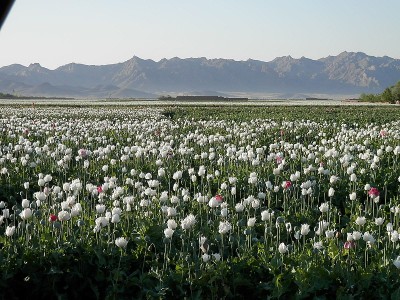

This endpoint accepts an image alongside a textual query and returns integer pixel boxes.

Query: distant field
[0,98,396,106]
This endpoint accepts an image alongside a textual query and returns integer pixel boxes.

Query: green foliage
[0,105,400,299]
[359,92,381,102]
[360,80,400,103]
[381,88,394,104]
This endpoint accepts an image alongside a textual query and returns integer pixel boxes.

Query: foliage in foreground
[0,105,400,299]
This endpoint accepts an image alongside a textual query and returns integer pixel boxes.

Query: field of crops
[0,104,400,299]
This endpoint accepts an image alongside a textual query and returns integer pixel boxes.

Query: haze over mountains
[0,51,399,99]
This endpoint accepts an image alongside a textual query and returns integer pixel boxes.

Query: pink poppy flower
[368,187,380,198]
[344,241,355,249]
[49,214,57,222]
[215,194,224,202]
[283,180,292,190]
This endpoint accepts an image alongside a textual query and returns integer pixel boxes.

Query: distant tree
[360,93,380,102]
[360,80,400,104]
[390,81,400,103]
[381,88,394,103]
[158,95,173,100]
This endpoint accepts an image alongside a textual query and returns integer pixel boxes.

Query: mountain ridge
[1,52,399,99]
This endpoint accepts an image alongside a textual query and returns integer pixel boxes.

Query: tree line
[0,92,74,100]
[360,80,400,104]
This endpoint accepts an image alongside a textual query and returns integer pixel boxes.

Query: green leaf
[391,287,400,300]
[328,240,339,260]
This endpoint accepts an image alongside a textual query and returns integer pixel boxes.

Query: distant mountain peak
[28,63,41,67]
[337,51,368,59]
[274,55,294,60]
[28,63,47,72]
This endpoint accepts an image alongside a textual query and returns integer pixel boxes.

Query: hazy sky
[1,0,400,69]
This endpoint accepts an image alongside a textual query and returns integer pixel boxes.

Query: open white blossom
[278,243,288,254]
[115,237,128,248]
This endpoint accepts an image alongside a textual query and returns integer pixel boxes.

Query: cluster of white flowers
[0,105,399,276]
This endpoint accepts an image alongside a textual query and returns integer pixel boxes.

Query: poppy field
[0,104,400,299]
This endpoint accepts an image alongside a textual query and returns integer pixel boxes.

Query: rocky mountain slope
[1,52,399,98]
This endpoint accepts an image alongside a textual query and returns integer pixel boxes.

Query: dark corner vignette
[0,0,15,30]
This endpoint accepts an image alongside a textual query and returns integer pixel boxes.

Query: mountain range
[1,51,399,99]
